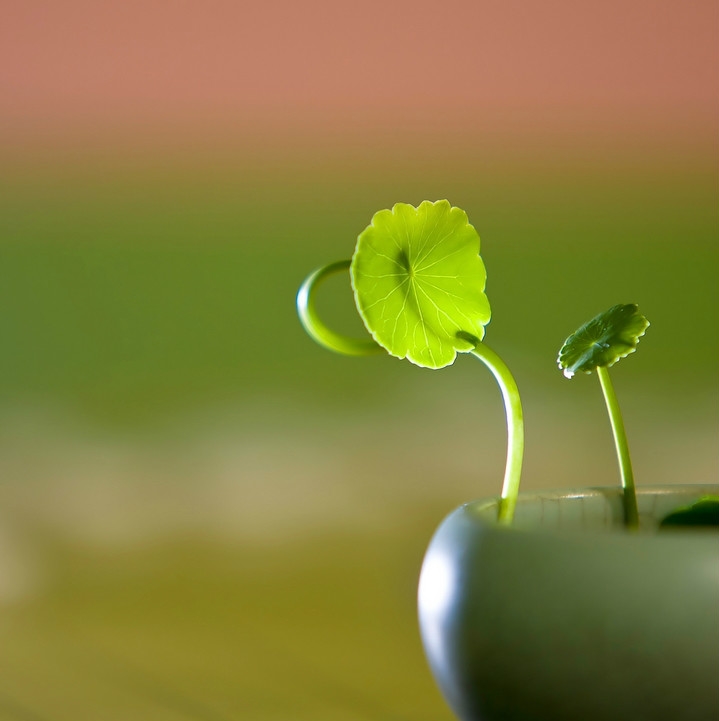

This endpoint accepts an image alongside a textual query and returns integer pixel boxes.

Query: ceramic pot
[418,485,719,721]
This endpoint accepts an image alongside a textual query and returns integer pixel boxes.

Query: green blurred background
[0,2,717,719]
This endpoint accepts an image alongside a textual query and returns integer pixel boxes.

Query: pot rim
[461,483,719,535]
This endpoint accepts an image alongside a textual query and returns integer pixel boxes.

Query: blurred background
[0,1,717,718]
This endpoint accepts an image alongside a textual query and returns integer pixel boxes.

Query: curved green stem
[596,366,639,529]
[470,343,524,524]
[299,262,524,523]
[297,260,384,357]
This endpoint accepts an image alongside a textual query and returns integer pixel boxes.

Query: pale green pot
[418,485,719,721]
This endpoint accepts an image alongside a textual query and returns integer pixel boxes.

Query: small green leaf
[557,304,649,379]
[350,200,491,369]
[659,496,719,529]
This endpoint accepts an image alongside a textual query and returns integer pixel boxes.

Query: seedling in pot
[298,202,717,532]
[557,305,719,530]
[557,304,649,528]
[297,200,525,522]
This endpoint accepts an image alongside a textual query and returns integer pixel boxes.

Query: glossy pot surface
[418,485,719,721]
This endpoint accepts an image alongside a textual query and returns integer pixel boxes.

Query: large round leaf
[350,200,491,369]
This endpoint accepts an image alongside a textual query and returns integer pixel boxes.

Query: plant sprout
[659,495,719,528]
[557,304,650,528]
[297,200,524,523]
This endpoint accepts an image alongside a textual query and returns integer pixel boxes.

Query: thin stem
[469,343,524,524]
[299,265,525,522]
[297,260,384,357]
[596,366,639,529]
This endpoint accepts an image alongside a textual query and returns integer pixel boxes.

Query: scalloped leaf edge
[349,200,490,369]
[557,303,650,379]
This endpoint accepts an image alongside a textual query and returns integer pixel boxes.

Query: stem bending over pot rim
[297,258,525,524]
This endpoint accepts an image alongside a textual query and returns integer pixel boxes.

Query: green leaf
[557,304,649,379]
[349,200,491,369]
[659,496,719,529]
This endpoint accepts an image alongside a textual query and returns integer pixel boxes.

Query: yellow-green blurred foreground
[0,143,717,719]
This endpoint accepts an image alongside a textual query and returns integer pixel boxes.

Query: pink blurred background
[2,0,717,151]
